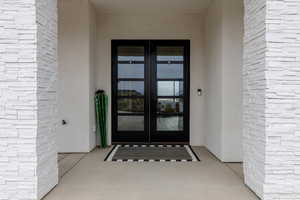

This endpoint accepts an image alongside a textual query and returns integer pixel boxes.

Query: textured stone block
[244,0,300,199]
[0,0,58,199]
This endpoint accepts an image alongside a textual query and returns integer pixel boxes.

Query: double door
[112,40,190,143]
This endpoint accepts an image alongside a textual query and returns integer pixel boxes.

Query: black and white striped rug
[104,145,200,162]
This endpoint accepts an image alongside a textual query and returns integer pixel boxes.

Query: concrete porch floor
[44,147,259,200]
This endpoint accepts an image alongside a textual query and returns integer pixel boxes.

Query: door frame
[111,40,150,143]
[111,39,190,144]
[149,40,190,143]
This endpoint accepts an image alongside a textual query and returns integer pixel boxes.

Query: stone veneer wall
[264,0,300,199]
[243,0,267,198]
[0,0,58,199]
[36,0,58,198]
[244,0,300,199]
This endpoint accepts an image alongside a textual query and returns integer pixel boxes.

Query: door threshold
[112,142,190,145]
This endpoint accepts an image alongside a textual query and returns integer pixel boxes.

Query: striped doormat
[104,145,200,162]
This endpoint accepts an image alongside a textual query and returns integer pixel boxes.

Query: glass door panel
[117,98,144,114]
[157,98,184,114]
[118,116,144,131]
[150,41,189,143]
[157,81,184,96]
[112,41,149,143]
[157,116,183,131]
[118,81,144,96]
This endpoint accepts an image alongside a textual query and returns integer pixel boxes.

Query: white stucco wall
[95,13,206,146]
[89,3,97,150]
[204,0,244,162]
[204,0,223,159]
[57,3,244,149]
[57,0,96,152]
[57,1,244,153]
[221,0,244,162]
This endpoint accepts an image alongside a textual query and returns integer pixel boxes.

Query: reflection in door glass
[157,81,183,96]
[118,116,144,131]
[157,46,184,61]
[118,64,144,79]
[157,64,183,79]
[118,98,144,114]
[157,116,183,131]
[157,98,183,113]
[118,46,144,62]
[118,81,144,96]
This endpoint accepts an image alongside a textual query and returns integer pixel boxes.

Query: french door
[111,40,190,144]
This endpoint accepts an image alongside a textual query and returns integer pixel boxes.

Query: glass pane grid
[155,46,185,132]
[113,42,188,137]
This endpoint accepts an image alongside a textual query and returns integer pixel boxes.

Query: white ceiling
[91,0,212,15]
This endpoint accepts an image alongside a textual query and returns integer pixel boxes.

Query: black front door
[112,40,190,144]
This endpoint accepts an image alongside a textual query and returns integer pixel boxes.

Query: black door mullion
[156,96,184,98]
[184,41,190,142]
[118,61,145,64]
[145,40,151,143]
[157,78,184,81]
[117,78,145,81]
[149,40,156,143]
